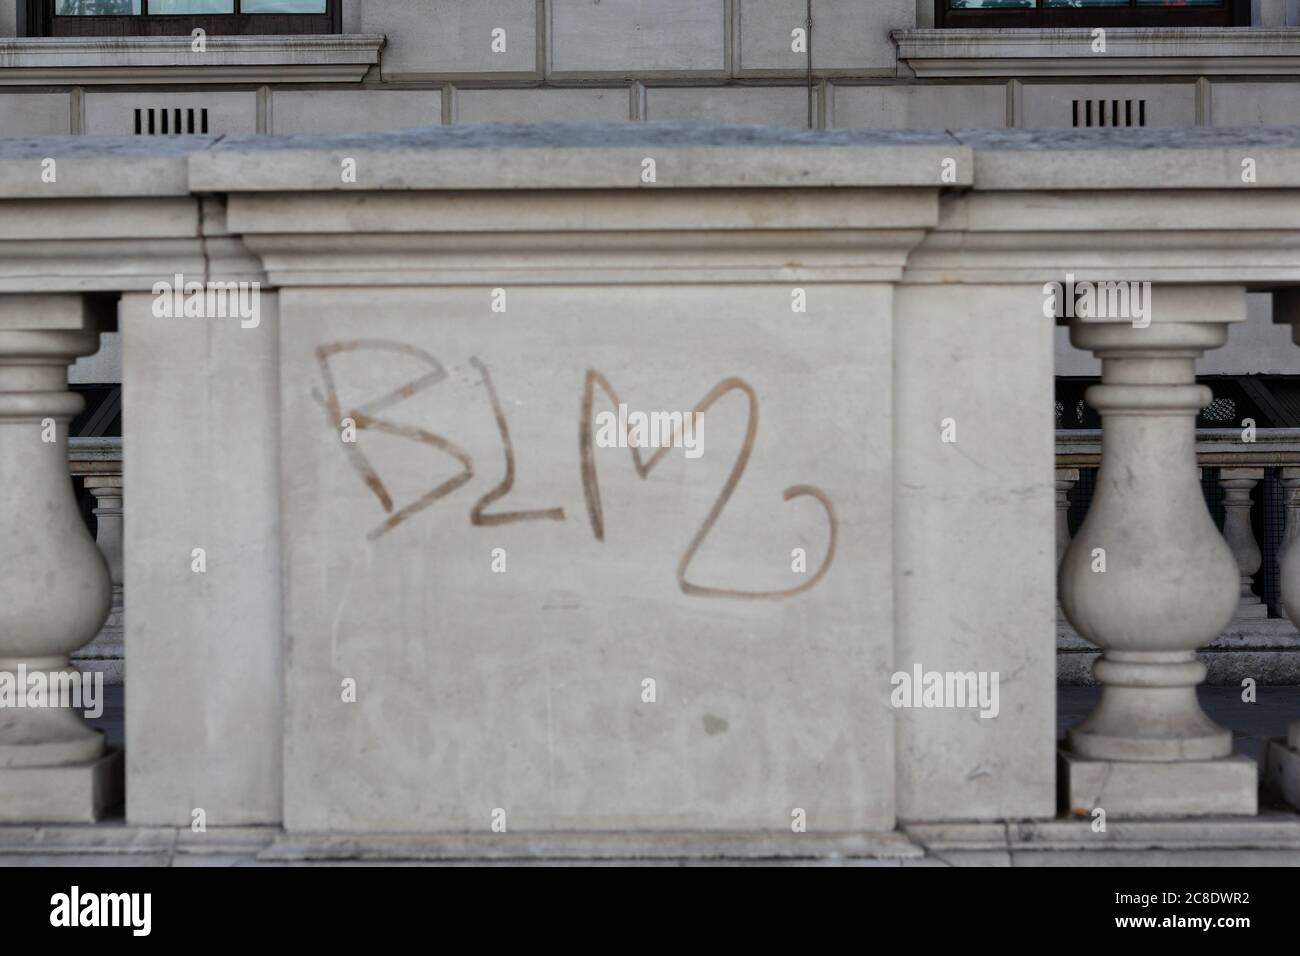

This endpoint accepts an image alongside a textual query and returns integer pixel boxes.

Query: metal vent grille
[134,107,209,136]
[1201,397,1238,423]
[1072,98,1146,128]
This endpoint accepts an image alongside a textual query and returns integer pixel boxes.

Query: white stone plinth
[0,747,122,824]
[1060,750,1257,819]
[1265,722,1300,811]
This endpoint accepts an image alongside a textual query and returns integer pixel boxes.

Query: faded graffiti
[312,340,836,600]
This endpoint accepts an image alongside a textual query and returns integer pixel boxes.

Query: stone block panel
[0,93,72,136]
[645,85,809,127]
[550,0,726,76]
[1210,81,1300,127]
[271,90,441,134]
[279,283,895,832]
[362,0,538,78]
[736,0,913,75]
[456,87,629,123]
[832,83,1006,129]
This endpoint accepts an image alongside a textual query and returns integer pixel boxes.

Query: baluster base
[1060,750,1257,819]
[1067,651,1233,762]
[1263,722,1300,811]
[0,748,122,824]
[1232,602,1270,622]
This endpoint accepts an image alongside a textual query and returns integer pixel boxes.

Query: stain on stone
[702,714,729,735]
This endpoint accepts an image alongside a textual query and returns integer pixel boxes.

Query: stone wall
[6,124,1299,830]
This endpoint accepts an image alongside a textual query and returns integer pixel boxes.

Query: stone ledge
[895,27,1300,77]
[4,820,1300,864]
[906,812,1300,851]
[0,35,385,86]
[260,830,924,863]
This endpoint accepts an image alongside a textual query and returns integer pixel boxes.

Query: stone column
[0,294,120,822]
[1058,286,1255,817]
[1276,467,1300,621]
[1055,468,1079,620]
[78,475,124,683]
[1219,468,1268,621]
[1265,295,1300,808]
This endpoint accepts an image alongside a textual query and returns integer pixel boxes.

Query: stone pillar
[1265,294,1300,808]
[1276,467,1300,621]
[1058,286,1255,817]
[1055,468,1079,620]
[78,475,124,683]
[1219,468,1268,621]
[0,294,120,822]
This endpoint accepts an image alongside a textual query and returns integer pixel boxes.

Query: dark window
[29,0,339,35]
[937,0,1249,28]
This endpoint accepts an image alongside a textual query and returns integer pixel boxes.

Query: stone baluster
[1219,468,1268,621]
[1276,467,1300,621]
[1058,286,1255,817]
[0,294,119,822]
[1055,468,1079,620]
[1265,295,1300,808]
[80,475,125,684]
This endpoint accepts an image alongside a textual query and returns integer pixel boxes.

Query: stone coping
[192,122,971,192]
[956,126,1300,190]
[0,34,384,86]
[4,124,1300,197]
[0,135,212,198]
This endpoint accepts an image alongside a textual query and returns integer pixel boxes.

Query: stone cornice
[0,35,384,86]
[6,126,1300,291]
[894,27,1300,77]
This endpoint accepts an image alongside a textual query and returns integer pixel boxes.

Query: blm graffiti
[312,339,836,601]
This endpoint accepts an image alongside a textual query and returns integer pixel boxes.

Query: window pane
[1043,1,1130,6]
[242,0,327,10]
[148,0,235,12]
[55,0,141,13]
[1135,0,1222,5]
[949,1,1035,7]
